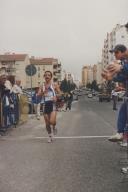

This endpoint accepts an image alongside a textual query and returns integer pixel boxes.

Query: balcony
[6,68,16,75]
[53,64,58,69]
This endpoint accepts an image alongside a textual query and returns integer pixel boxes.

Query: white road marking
[0,135,111,141]
[34,135,110,139]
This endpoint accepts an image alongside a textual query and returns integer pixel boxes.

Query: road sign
[25,64,37,76]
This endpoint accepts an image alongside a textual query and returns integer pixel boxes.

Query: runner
[39,71,61,143]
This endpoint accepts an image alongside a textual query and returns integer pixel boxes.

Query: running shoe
[108,133,123,142]
[53,128,57,135]
[121,167,128,174]
[120,142,128,147]
[47,136,52,143]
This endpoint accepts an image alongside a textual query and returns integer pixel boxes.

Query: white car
[116,91,125,101]
[88,93,93,98]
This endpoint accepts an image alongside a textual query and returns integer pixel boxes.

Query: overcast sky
[0,0,128,79]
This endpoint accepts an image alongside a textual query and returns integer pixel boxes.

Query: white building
[102,24,128,68]
[96,62,103,85]
[30,57,62,88]
[87,65,93,83]
[0,53,30,89]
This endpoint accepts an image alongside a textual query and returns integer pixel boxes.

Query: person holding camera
[102,44,128,142]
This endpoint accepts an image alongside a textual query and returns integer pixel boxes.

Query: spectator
[32,87,42,120]
[102,44,128,142]
[0,74,13,131]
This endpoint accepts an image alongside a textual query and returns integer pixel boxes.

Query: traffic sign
[25,64,37,76]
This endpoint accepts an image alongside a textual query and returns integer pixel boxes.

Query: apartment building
[29,57,62,88]
[0,53,30,89]
[0,54,62,89]
[82,62,103,86]
[82,66,88,86]
[102,23,128,68]
[96,62,103,85]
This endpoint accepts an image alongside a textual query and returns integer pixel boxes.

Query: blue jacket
[113,59,128,83]
[32,93,42,104]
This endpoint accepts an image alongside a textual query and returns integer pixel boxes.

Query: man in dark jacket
[0,74,13,131]
[102,44,128,142]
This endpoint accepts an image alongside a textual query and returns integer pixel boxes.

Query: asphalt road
[0,95,128,192]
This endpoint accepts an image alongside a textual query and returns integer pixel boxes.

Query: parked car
[88,93,93,98]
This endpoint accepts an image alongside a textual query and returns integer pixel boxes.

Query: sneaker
[53,128,57,135]
[108,133,123,142]
[47,136,52,143]
[120,142,128,147]
[37,116,40,120]
[121,167,128,174]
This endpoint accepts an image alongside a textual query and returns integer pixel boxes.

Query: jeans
[3,106,13,127]
[117,102,127,133]
[112,95,117,110]
[34,103,40,117]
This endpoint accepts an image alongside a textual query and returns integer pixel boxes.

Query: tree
[60,78,69,93]
[60,79,76,93]
[86,82,92,89]
[91,80,99,91]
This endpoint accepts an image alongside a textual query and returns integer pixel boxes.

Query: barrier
[0,91,28,133]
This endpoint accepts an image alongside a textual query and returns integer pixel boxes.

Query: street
[0,95,128,192]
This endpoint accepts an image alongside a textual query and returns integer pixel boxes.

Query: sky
[0,0,128,79]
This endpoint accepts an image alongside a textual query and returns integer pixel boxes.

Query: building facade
[82,66,88,86]
[82,62,103,86]
[96,62,103,85]
[29,57,62,88]
[102,24,128,68]
[0,53,30,89]
[0,54,62,89]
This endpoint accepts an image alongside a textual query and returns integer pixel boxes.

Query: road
[0,95,128,192]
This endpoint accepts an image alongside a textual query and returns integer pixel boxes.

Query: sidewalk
[3,112,63,139]
[2,114,46,138]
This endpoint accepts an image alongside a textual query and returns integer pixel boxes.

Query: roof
[0,54,27,62]
[30,58,58,65]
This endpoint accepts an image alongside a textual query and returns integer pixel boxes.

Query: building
[82,62,103,86]
[29,57,62,88]
[0,54,62,89]
[93,64,97,81]
[102,23,128,68]
[82,66,88,86]
[0,53,30,89]
[82,65,93,85]
[52,59,62,82]
[96,62,103,85]
[87,65,93,83]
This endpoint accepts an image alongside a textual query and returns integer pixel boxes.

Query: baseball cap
[109,44,127,53]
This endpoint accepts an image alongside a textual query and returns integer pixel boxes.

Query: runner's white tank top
[43,84,56,102]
